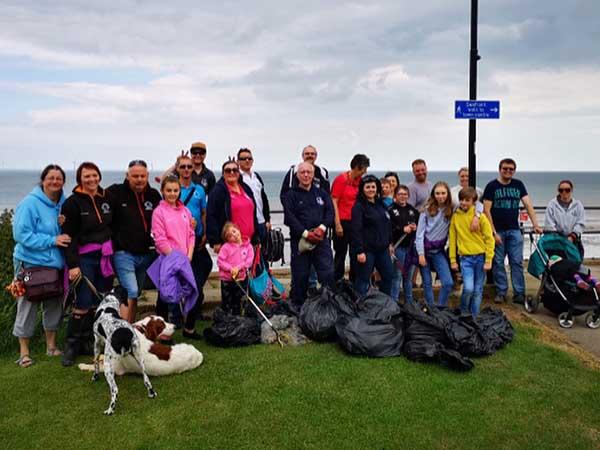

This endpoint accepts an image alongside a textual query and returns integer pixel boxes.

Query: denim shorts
[113,251,156,300]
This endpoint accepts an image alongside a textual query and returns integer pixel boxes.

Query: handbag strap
[251,244,263,277]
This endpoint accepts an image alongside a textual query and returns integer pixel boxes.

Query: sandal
[15,355,35,368]
[46,348,63,357]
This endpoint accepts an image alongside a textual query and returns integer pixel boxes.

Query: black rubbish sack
[203,308,261,347]
[403,339,474,371]
[299,287,340,341]
[356,291,402,321]
[332,280,359,318]
[476,307,514,351]
[336,315,404,357]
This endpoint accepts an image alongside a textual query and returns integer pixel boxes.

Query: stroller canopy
[528,233,582,279]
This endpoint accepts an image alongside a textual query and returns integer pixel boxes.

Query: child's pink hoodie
[217,240,254,281]
[152,200,195,256]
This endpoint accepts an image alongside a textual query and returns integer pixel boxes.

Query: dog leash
[63,274,103,313]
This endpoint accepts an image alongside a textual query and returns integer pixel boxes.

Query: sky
[0,0,598,172]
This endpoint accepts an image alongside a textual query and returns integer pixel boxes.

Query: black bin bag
[203,308,261,347]
[299,286,357,341]
[336,315,404,358]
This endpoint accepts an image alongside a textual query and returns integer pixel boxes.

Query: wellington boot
[61,314,84,367]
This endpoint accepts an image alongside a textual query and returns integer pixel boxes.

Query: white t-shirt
[242,170,265,224]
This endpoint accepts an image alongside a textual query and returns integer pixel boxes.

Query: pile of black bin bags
[203,281,514,372]
[300,281,513,371]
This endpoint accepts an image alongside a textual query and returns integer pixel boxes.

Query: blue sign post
[455,100,500,119]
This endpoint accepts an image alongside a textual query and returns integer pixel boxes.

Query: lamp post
[468,0,480,187]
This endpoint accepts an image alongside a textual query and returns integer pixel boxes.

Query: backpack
[264,227,285,265]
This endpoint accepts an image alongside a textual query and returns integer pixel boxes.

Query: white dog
[80,315,203,376]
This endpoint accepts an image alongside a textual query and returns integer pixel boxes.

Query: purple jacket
[146,250,198,315]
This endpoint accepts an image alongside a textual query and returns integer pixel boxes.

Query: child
[380,177,394,208]
[449,187,495,317]
[152,175,196,331]
[415,181,454,306]
[217,222,254,315]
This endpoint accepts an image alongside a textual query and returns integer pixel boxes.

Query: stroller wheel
[524,295,539,314]
[584,312,600,329]
[558,312,574,329]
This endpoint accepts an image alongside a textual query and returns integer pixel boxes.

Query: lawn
[1,323,599,450]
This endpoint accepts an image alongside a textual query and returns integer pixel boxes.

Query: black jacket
[206,178,259,246]
[279,164,330,204]
[191,164,216,194]
[61,186,114,268]
[350,198,391,254]
[388,203,420,248]
[283,184,334,240]
[107,180,162,254]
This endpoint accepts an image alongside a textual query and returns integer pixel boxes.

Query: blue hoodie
[13,186,66,269]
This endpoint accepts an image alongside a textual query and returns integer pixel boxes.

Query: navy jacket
[206,178,259,246]
[280,164,330,204]
[283,184,334,240]
[350,198,392,254]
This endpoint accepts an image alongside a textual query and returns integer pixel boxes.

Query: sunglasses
[179,164,193,169]
[500,167,515,172]
[190,150,206,155]
[224,167,239,174]
[238,156,253,162]
[558,188,571,193]
[128,159,147,168]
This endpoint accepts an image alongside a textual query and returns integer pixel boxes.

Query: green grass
[1,323,599,450]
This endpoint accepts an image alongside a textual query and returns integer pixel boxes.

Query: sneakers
[494,294,506,304]
[512,294,525,305]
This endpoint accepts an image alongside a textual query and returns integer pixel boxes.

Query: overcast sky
[0,0,598,171]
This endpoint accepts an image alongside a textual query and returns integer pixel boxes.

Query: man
[189,141,216,194]
[407,159,432,212]
[451,167,483,208]
[177,155,212,336]
[482,158,542,304]
[237,148,271,247]
[108,160,162,322]
[279,145,329,203]
[283,162,335,309]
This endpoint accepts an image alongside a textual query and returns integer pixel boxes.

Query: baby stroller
[526,233,600,329]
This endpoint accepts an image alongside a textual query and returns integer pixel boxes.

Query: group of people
[11,142,586,368]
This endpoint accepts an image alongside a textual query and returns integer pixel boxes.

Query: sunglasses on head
[558,188,571,193]
[224,167,239,174]
[179,164,193,169]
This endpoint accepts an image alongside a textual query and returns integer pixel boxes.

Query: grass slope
[1,324,599,450]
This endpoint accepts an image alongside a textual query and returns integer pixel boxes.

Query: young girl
[415,181,454,306]
[152,175,196,329]
[217,222,254,315]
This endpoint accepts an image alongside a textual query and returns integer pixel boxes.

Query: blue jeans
[419,250,454,306]
[354,249,395,297]
[492,229,525,297]
[76,252,113,309]
[460,254,485,316]
[113,251,156,299]
[390,246,415,303]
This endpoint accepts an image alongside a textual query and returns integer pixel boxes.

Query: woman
[206,159,259,253]
[415,181,454,306]
[61,162,114,366]
[350,174,395,296]
[388,184,419,303]
[331,154,370,282]
[544,179,585,256]
[384,171,400,196]
[12,165,71,367]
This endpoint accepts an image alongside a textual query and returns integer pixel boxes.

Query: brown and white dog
[79,316,203,376]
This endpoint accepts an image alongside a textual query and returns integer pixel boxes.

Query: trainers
[494,294,506,304]
[512,294,525,305]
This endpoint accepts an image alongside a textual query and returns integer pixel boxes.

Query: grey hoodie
[544,197,585,237]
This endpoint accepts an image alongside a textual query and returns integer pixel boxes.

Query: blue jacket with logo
[350,198,392,254]
[283,184,334,240]
[13,186,66,269]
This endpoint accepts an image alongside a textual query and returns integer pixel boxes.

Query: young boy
[449,187,495,316]
[380,177,394,208]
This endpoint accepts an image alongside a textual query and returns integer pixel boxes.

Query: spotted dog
[92,287,157,415]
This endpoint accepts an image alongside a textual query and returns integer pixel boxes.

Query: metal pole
[468,0,480,187]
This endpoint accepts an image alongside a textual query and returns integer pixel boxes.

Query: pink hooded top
[217,240,254,281]
[152,200,195,256]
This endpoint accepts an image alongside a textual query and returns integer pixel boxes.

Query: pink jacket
[152,200,195,256]
[217,240,254,281]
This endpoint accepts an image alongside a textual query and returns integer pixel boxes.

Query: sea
[2,169,600,259]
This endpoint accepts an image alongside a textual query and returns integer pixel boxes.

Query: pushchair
[526,232,600,329]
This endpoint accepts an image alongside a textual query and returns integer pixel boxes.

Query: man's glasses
[558,188,571,193]
[128,159,147,168]
[190,150,206,156]
[224,167,239,174]
[179,164,193,169]
[238,157,253,162]
[500,167,515,172]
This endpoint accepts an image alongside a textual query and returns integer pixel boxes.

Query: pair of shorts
[113,251,156,300]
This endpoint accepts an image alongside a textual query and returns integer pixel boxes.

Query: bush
[0,209,18,354]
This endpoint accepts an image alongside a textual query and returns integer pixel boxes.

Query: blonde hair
[221,222,241,242]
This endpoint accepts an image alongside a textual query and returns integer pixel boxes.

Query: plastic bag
[475,307,514,351]
[203,308,261,347]
[260,315,309,346]
[336,315,404,357]
[355,291,402,321]
[299,287,340,341]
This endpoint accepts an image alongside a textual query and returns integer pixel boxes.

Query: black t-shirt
[482,178,528,231]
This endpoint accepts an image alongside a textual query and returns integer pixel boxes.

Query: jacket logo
[101,203,111,214]
[201,179,208,187]
[121,203,127,207]
[144,201,153,211]
[316,196,324,206]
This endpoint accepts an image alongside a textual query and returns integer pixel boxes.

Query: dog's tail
[111,328,134,355]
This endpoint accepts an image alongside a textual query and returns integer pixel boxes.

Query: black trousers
[333,220,354,282]
[221,279,247,316]
[184,246,213,329]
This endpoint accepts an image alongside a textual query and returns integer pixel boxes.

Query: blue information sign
[455,100,500,119]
